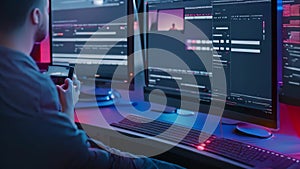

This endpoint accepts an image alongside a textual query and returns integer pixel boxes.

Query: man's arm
[52,76,184,169]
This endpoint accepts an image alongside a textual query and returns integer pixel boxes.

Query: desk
[74,93,300,169]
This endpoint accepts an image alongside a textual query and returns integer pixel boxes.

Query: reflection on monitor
[144,0,278,137]
[157,9,184,31]
[51,0,134,88]
[280,0,300,106]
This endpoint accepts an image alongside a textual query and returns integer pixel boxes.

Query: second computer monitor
[144,0,278,129]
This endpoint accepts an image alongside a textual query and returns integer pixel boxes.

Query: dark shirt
[0,46,184,169]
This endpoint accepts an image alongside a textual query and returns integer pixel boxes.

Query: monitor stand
[235,123,273,138]
[150,107,195,116]
[221,117,272,138]
[78,86,121,107]
[176,109,195,116]
[94,88,121,107]
[221,118,240,125]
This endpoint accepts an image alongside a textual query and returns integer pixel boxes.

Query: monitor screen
[144,0,278,129]
[280,0,300,106]
[51,0,134,88]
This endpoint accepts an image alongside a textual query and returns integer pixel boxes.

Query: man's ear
[31,8,41,25]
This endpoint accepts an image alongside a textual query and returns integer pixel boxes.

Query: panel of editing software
[281,0,300,103]
[51,0,132,82]
[52,0,128,65]
[147,0,274,117]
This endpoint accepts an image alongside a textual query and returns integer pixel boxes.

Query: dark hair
[0,0,45,32]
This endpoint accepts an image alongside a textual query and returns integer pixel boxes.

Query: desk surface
[74,87,300,168]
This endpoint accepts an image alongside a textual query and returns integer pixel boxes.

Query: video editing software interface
[146,0,276,123]
[51,0,133,82]
[281,0,300,105]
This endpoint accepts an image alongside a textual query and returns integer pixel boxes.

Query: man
[0,0,184,168]
[169,23,178,31]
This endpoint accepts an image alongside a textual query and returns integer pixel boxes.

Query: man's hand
[56,76,81,122]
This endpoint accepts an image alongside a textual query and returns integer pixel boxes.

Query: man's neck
[0,30,34,55]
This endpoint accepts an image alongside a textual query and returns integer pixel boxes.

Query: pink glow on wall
[280,104,300,137]
[40,35,51,63]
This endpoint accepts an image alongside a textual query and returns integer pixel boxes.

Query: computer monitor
[144,0,278,137]
[280,0,300,106]
[51,0,134,89]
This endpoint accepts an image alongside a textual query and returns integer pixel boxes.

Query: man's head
[0,0,49,43]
